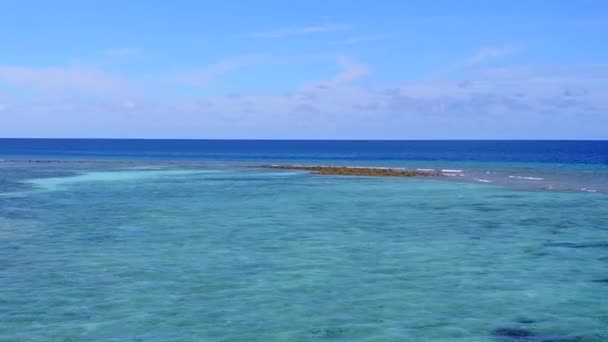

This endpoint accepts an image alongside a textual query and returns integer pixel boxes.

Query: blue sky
[1,0,607,139]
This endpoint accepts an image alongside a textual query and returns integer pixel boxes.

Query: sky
[1,0,607,139]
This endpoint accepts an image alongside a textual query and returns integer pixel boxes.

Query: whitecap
[441,169,463,173]
[475,178,492,183]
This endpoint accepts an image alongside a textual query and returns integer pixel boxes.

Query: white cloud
[467,46,520,65]
[250,24,351,38]
[196,63,608,122]
[0,65,129,95]
[2,56,607,139]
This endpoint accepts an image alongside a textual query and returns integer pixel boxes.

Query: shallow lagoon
[1,163,607,341]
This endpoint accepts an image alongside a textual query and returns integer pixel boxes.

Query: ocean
[1,139,607,341]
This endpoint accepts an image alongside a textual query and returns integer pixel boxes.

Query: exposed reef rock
[257,164,438,177]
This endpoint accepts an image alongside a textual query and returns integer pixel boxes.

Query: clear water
[1,141,607,341]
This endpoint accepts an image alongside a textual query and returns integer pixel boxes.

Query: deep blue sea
[1,139,607,341]
[1,139,607,164]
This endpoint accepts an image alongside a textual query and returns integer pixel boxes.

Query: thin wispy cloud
[67,47,143,69]
[466,46,520,65]
[332,56,371,83]
[333,35,384,45]
[250,24,351,38]
[305,56,371,91]
[176,54,267,86]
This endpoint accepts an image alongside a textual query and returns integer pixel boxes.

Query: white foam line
[441,169,462,173]
[475,178,492,183]
[508,175,544,181]
[416,168,436,172]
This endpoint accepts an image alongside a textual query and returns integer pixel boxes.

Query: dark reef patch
[492,327,534,339]
[490,327,587,342]
[256,165,438,177]
[515,317,535,324]
[310,327,346,338]
[470,204,506,212]
[591,278,608,283]
[544,242,608,249]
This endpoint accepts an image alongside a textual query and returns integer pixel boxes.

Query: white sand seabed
[23,169,216,192]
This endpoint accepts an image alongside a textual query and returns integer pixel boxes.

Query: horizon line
[0,137,606,142]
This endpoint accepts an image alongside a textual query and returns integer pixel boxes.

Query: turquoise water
[1,161,607,341]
